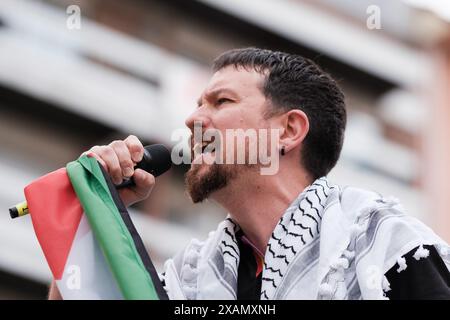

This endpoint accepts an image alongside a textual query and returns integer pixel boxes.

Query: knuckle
[89,145,101,154]
[120,158,133,168]
[110,140,125,149]
[90,146,110,160]
[110,165,122,178]
[126,134,138,142]
[102,145,115,156]
[127,136,142,148]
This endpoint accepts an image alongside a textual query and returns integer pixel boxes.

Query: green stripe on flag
[66,155,160,300]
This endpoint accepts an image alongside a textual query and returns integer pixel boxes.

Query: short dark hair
[213,48,346,179]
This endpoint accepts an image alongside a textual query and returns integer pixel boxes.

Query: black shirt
[385,245,450,299]
[236,231,263,300]
[236,236,450,300]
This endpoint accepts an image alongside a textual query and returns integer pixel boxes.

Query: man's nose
[185,107,211,132]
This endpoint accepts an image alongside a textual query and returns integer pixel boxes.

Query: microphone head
[137,144,172,177]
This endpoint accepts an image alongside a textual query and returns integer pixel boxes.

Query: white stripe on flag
[56,215,123,300]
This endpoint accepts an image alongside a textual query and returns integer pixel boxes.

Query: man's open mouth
[193,141,216,156]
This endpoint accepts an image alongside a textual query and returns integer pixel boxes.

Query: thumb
[119,169,155,206]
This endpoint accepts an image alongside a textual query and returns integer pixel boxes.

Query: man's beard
[185,135,260,203]
[185,162,239,203]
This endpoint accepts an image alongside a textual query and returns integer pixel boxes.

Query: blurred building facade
[0,0,448,298]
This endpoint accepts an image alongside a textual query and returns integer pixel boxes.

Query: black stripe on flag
[99,165,169,300]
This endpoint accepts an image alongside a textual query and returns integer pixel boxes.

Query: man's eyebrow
[197,88,238,106]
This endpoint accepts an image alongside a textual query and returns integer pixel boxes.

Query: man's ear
[278,109,309,153]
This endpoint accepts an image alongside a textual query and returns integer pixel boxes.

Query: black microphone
[116,144,172,189]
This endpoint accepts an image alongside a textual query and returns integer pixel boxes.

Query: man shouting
[50,48,450,300]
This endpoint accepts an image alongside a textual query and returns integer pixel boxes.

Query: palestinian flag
[24,155,167,300]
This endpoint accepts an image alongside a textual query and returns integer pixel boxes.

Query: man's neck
[212,167,311,255]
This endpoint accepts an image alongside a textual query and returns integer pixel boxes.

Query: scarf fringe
[396,256,407,273]
[161,178,449,300]
[413,245,430,261]
[382,275,391,292]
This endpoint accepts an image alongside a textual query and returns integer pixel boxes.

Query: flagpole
[9,201,29,219]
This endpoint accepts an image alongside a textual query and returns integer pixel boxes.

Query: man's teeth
[193,142,202,155]
[193,142,215,155]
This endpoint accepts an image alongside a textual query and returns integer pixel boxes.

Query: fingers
[81,150,107,169]
[118,169,155,206]
[90,145,122,184]
[82,136,154,206]
[110,140,134,179]
[84,135,145,186]
[125,135,144,163]
[48,280,62,300]
[132,169,155,198]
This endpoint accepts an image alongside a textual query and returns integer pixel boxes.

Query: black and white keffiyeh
[161,177,450,300]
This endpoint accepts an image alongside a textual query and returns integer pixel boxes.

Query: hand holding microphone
[10,136,172,218]
[84,135,171,207]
